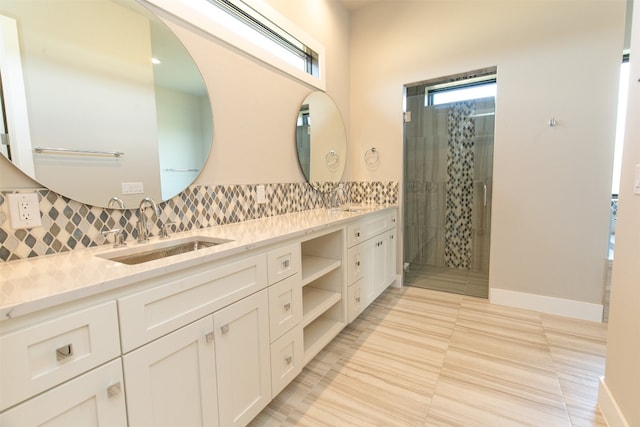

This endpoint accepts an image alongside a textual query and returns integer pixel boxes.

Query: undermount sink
[98,236,233,265]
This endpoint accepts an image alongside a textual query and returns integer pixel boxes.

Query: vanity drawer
[267,243,301,285]
[346,245,365,285]
[270,325,303,397]
[118,253,267,353]
[347,213,390,247]
[0,359,126,426]
[347,278,364,323]
[268,273,302,341]
[0,301,121,411]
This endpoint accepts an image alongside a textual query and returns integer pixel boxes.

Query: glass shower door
[403,88,495,298]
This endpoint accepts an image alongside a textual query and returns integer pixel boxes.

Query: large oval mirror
[295,92,346,192]
[0,0,212,208]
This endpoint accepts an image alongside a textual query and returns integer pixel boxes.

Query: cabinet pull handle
[355,231,360,238]
[107,382,121,398]
[221,324,230,334]
[282,259,290,268]
[205,332,215,343]
[284,302,291,311]
[356,297,361,302]
[285,356,293,365]
[56,344,73,361]
[356,261,360,267]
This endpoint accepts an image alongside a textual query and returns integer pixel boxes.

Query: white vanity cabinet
[0,207,397,427]
[0,301,125,426]
[117,252,269,427]
[346,209,398,321]
[0,359,127,426]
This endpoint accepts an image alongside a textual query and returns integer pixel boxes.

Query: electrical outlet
[256,185,266,204]
[8,193,42,229]
[121,182,144,195]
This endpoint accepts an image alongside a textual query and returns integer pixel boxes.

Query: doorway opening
[403,68,497,298]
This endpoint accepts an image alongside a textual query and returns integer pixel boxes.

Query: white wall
[599,1,640,424]
[349,0,626,314]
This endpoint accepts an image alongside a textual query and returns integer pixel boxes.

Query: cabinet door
[372,234,388,301]
[214,289,271,427]
[386,229,397,286]
[123,316,218,427]
[360,237,376,307]
[0,359,126,427]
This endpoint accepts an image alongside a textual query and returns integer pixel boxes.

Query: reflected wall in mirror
[0,0,212,208]
[296,91,346,192]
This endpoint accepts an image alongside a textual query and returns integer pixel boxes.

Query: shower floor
[404,264,488,298]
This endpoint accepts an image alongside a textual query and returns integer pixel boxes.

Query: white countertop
[0,206,396,320]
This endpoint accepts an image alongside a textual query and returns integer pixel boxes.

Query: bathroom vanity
[0,206,397,426]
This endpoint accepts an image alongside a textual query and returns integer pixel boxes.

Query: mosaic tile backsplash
[0,181,398,262]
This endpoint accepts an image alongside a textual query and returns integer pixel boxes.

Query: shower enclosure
[403,75,495,298]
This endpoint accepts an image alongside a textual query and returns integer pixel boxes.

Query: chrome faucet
[330,184,347,210]
[107,196,126,209]
[137,197,159,243]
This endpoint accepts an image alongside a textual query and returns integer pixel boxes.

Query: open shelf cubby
[300,229,345,365]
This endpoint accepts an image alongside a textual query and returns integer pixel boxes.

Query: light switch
[634,164,640,195]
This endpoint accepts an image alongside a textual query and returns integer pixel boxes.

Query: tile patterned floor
[251,287,607,426]
[404,264,489,298]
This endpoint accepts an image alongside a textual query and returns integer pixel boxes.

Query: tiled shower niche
[0,181,398,262]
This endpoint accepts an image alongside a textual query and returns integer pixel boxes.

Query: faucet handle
[160,221,175,239]
[102,228,126,248]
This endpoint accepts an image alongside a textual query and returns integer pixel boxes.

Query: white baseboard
[489,288,603,322]
[391,274,402,288]
[598,377,630,427]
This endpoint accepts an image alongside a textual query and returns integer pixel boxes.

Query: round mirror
[296,92,346,192]
[0,0,212,208]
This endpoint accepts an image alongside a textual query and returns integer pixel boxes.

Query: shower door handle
[483,183,488,207]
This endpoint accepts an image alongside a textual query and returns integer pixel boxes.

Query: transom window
[426,76,497,106]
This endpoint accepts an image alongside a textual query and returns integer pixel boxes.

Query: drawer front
[268,274,302,341]
[118,254,267,353]
[270,326,303,397]
[347,278,364,323]
[347,213,390,247]
[267,243,301,285]
[0,301,120,411]
[364,214,390,239]
[0,359,126,426]
[346,245,365,285]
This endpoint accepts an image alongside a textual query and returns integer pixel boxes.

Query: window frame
[142,0,326,90]
[426,76,497,106]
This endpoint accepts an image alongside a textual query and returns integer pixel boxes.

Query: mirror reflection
[0,0,212,208]
[296,92,346,192]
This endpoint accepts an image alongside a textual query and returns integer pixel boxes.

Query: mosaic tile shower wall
[444,101,476,269]
[0,181,398,262]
